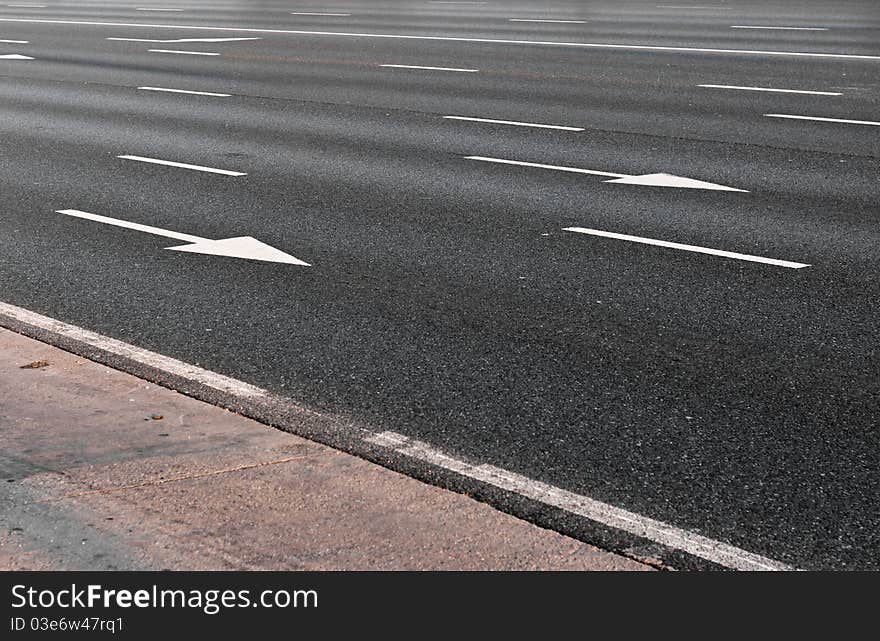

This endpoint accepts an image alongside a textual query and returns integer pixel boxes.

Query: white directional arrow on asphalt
[56,209,310,266]
[0,54,33,60]
[465,156,749,192]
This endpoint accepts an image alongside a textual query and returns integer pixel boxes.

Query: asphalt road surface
[1,0,878,570]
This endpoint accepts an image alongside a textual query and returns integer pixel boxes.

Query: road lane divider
[765,114,880,126]
[731,25,828,31]
[563,227,810,268]
[118,155,246,176]
[509,19,586,24]
[148,48,219,55]
[138,86,230,96]
[381,64,477,72]
[699,84,841,96]
[109,36,260,43]
[445,116,583,131]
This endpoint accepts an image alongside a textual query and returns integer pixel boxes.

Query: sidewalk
[0,328,649,571]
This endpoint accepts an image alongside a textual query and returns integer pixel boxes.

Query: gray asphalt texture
[0,0,878,570]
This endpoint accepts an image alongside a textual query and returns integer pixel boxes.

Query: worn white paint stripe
[289,12,351,16]
[382,63,478,72]
[699,84,841,96]
[1,19,877,60]
[564,227,810,268]
[138,86,230,96]
[148,48,219,55]
[136,7,184,10]
[731,25,828,31]
[118,155,246,176]
[765,113,880,126]
[509,19,587,24]
[0,38,28,43]
[367,431,793,571]
[466,156,625,178]
[0,302,266,399]
[445,116,584,131]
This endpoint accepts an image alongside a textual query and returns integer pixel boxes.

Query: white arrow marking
[108,36,261,43]
[564,227,809,268]
[0,53,33,59]
[55,209,310,266]
[465,156,748,192]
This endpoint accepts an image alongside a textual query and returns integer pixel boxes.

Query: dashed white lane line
[117,155,246,176]
[466,156,624,178]
[109,37,260,43]
[0,302,267,398]
[289,12,351,16]
[563,227,810,269]
[699,84,841,96]
[138,86,230,96]
[148,48,219,55]
[0,38,28,43]
[1,19,876,60]
[0,53,32,59]
[381,63,478,72]
[444,115,584,131]
[6,4,45,7]
[367,431,794,571]
[136,7,184,10]
[509,19,587,24]
[765,114,880,126]
[731,25,828,31]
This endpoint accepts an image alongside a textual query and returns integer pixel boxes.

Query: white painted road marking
[731,25,828,31]
[444,116,584,131]
[699,84,841,96]
[509,19,587,24]
[118,155,246,176]
[0,39,28,43]
[109,36,260,43]
[2,19,877,60]
[136,7,184,10]
[289,12,351,16]
[138,86,230,96]
[466,156,749,192]
[563,227,810,269]
[0,53,32,59]
[148,48,219,55]
[382,63,478,72]
[55,209,310,265]
[0,296,794,571]
[367,431,793,570]
[0,302,268,398]
[765,114,880,126]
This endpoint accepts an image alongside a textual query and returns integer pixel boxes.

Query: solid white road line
[138,86,230,96]
[118,155,246,176]
[0,39,28,43]
[2,19,877,60]
[0,302,267,398]
[382,63,478,72]
[148,48,219,55]
[509,19,587,24]
[699,84,841,96]
[563,227,810,269]
[466,156,624,178]
[731,25,828,31]
[444,116,584,131]
[367,431,793,571]
[765,114,880,126]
